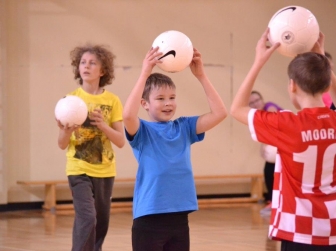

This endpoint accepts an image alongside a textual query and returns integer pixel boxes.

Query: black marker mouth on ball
[159,50,176,60]
[275,6,296,17]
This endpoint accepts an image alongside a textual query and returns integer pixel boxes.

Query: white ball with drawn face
[152,30,193,73]
[55,95,88,127]
[268,6,319,58]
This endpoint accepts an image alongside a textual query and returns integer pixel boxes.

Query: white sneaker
[260,205,272,215]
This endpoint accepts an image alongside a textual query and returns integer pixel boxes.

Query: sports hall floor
[0,203,280,251]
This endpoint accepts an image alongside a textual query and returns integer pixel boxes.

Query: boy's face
[142,86,176,122]
[79,52,103,85]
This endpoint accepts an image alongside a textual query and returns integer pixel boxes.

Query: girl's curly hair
[70,44,116,87]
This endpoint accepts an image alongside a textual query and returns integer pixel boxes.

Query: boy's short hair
[288,52,331,95]
[70,44,116,87]
[142,73,176,101]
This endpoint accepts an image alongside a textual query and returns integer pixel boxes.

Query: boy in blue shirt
[123,46,227,251]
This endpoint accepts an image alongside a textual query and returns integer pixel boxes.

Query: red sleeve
[248,108,279,146]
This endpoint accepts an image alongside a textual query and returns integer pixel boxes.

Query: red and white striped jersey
[248,107,336,245]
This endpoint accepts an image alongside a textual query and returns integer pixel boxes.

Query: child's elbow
[122,115,132,126]
[218,107,228,122]
[58,143,67,150]
[230,106,238,119]
[122,111,132,122]
[116,139,126,148]
[229,107,249,125]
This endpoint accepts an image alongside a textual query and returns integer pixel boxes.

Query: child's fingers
[148,46,160,55]
[258,27,270,44]
[270,42,281,51]
[311,32,324,54]
[317,31,325,43]
[56,119,65,129]
[191,55,201,63]
[147,48,162,61]
[148,46,159,53]
[90,112,102,121]
[192,49,201,58]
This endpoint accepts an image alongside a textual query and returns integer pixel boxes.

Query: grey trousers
[68,174,114,251]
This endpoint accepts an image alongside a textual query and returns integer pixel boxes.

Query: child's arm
[312,32,336,106]
[230,28,280,125]
[190,48,227,134]
[89,109,125,148]
[123,47,162,136]
[57,120,77,150]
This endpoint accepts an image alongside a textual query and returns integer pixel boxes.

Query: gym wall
[1,0,335,204]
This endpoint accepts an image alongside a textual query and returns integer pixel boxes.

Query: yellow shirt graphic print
[74,103,114,164]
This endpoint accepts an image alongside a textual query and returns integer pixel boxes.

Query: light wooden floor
[0,203,280,251]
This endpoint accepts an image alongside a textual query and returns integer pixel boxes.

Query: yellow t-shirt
[65,87,123,177]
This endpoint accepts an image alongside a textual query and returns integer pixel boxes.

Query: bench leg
[43,184,56,213]
[250,177,264,201]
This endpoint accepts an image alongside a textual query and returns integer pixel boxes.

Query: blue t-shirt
[126,116,205,219]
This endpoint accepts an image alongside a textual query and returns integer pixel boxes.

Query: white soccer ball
[268,6,320,58]
[55,95,88,127]
[152,30,193,73]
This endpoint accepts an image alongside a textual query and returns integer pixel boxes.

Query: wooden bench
[17,174,264,212]
[195,174,264,205]
[17,180,69,212]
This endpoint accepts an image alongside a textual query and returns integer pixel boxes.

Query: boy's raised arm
[310,32,336,107]
[190,48,228,134]
[230,28,280,125]
[123,47,162,136]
